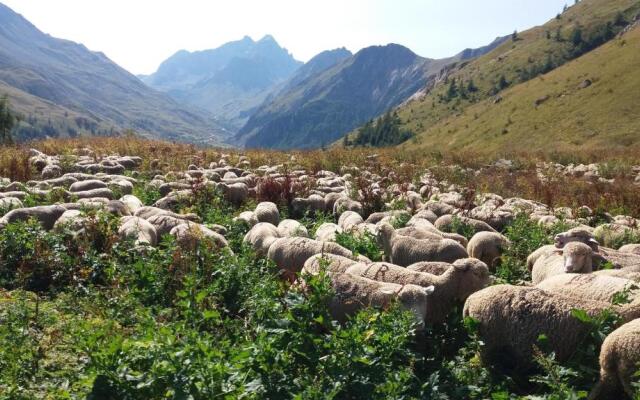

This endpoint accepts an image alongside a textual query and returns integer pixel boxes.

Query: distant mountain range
[141,35,302,130]
[235,39,507,149]
[0,2,229,143]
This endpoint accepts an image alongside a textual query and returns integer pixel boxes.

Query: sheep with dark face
[376,223,468,266]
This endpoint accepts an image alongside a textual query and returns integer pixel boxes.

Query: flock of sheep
[1,148,640,398]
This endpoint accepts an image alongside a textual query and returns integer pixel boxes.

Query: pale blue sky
[2,0,570,75]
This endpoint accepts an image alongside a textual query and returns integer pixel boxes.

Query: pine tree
[0,95,15,145]
[497,75,509,91]
[466,79,478,93]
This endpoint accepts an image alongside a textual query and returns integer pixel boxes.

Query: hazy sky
[3,0,570,75]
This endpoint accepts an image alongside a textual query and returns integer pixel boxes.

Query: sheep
[434,214,498,234]
[327,273,434,327]
[254,202,280,225]
[170,223,229,251]
[324,192,344,212]
[396,225,468,247]
[146,214,193,237]
[526,245,557,272]
[266,237,356,275]
[120,195,143,214]
[589,318,640,400]
[72,188,114,200]
[0,205,67,230]
[554,227,600,251]
[406,261,458,275]
[218,182,249,205]
[619,244,640,255]
[338,211,364,232]
[118,216,158,246]
[462,284,640,371]
[467,231,510,270]
[234,211,258,227]
[333,197,363,216]
[594,224,639,249]
[0,197,23,212]
[69,179,108,193]
[531,242,606,284]
[301,253,361,276]
[376,223,468,266]
[134,206,200,223]
[537,273,640,303]
[243,222,280,256]
[291,194,325,217]
[53,209,86,233]
[314,222,343,242]
[276,219,309,238]
[345,258,490,322]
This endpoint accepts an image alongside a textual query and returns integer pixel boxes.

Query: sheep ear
[422,285,435,296]
[587,238,600,250]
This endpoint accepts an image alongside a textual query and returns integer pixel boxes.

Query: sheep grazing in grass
[526,245,557,272]
[218,182,249,205]
[69,179,108,193]
[120,194,143,214]
[332,197,363,217]
[554,227,600,251]
[531,242,606,284]
[328,273,434,327]
[234,211,258,227]
[314,223,342,242]
[0,205,67,230]
[134,206,200,223]
[254,202,280,225]
[377,223,468,266]
[146,214,193,237]
[346,258,490,322]
[276,219,309,238]
[243,222,279,256]
[118,216,158,246]
[463,284,640,372]
[467,231,510,270]
[537,273,640,303]
[338,210,364,232]
[291,194,325,217]
[589,318,640,400]
[434,214,498,234]
[301,253,361,276]
[170,223,230,252]
[267,237,356,276]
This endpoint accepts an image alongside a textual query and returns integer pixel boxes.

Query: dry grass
[1,136,639,216]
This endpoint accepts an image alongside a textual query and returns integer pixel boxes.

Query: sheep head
[393,284,435,327]
[554,228,599,251]
[449,258,492,300]
[557,242,600,273]
[375,223,396,247]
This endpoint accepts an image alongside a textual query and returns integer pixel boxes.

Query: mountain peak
[259,34,276,43]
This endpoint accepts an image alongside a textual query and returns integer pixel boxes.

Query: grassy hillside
[401,22,640,153]
[382,0,640,153]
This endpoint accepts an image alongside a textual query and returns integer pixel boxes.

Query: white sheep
[243,222,280,256]
[531,242,605,284]
[118,216,158,246]
[327,273,434,327]
[345,258,490,322]
[276,219,309,238]
[376,223,468,266]
[537,273,640,303]
[466,231,511,270]
[254,202,280,225]
[463,284,640,371]
[314,223,343,242]
[267,237,356,276]
[589,318,640,399]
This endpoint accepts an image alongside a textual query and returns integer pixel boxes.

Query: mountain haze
[237,37,507,150]
[143,35,302,130]
[0,2,227,143]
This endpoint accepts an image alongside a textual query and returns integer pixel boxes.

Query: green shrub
[335,231,383,261]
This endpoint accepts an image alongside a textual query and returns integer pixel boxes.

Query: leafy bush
[335,231,383,262]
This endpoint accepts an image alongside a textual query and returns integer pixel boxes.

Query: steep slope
[0,2,228,143]
[239,36,509,150]
[237,44,450,150]
[143,35,302,130]
[399,21,640,153]
[390,0,640,152]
